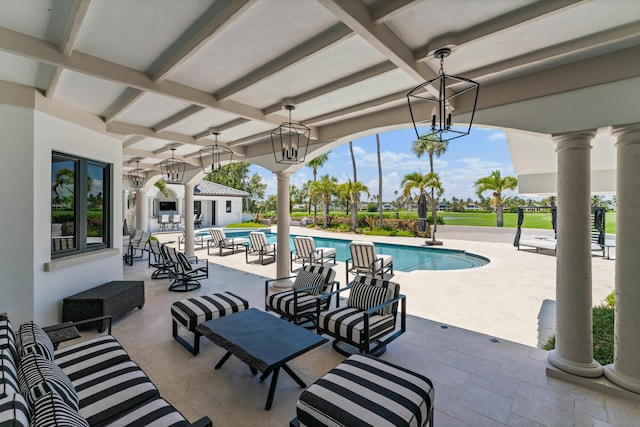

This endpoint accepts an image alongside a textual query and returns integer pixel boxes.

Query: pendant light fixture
[271,104,310,164]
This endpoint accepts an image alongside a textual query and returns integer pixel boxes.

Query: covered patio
[1,0,640,419]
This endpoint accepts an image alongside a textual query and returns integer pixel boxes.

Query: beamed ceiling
[1,0,639,182]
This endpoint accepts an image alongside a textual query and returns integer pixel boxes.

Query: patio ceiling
[1,0,639,179]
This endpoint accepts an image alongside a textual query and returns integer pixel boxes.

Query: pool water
[221,229,489,272]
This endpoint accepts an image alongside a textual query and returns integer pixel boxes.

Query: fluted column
[274,171,291,286]
[184,184,195,257]
[604,124,640,393]
[548,130,603,377]
[136,189,149,232]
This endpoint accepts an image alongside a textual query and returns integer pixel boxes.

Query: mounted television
[159,201,177,211]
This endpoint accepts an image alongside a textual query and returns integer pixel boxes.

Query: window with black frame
[226,200,232,213]
[51,152,111,257]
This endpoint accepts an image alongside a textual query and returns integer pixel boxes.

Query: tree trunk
[497,205,504,227]
[350,141,358,232]
[351,201,357,232]
[376,134,383,228]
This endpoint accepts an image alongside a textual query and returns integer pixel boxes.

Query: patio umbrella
[417,192,427,232]
[513,207,524,247]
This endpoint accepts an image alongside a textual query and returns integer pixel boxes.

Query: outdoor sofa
[0,314,211,426]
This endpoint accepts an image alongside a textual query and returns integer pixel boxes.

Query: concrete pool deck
[156,224,615,348]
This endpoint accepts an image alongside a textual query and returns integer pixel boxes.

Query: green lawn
[439,211,616,234]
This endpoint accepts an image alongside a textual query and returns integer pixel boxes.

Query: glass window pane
[51,155,77,253]
[87,163,106,246]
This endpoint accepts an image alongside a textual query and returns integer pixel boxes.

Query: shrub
[543,291,615,365]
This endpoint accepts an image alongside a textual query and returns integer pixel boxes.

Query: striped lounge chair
[291,236,336,270]
[265,265,338,326]
[208,228,249,256]
[316,274,405,356]
[246,231,276,265]
[292,354,434,427]
[345,240,393,283]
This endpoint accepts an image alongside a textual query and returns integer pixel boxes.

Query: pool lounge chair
[291,236,336,270]
[179,228,211,251]
[345,240,393,283]
[246,231,276,265]
[208,228,249,256]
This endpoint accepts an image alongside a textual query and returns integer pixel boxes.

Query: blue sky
[251,126,516,202]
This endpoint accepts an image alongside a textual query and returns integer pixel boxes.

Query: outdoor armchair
[345,240,393,283]
[265,265,338,327]
[208,227,250,256]
[246,231,276,264]
[316,274,405,356]
[148,240,170,279]
[162,245,208,292]
[124,230,151,265]
[194,213,203,228]
[291,236,336,270]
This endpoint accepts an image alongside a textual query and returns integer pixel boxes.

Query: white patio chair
[291,236,336,270]
[170,214,181,231]
[158,214,170,232]
[208,228,249,256]
[246,231,276,265]
[345,240,393,283]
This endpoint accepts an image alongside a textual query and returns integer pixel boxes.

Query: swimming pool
[217,229,489,272]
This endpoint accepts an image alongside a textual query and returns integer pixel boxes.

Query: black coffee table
[195,308,327,410]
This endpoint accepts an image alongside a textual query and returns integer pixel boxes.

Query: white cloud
[487,132,506,141]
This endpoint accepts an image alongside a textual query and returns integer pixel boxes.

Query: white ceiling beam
[0,26,286,126]
[45,0,91,98]
[465,21,640,81]
[262,61,396,115]
[306,90,407,126]
[122,135,145,149]
[153,143,181,155]
[216,24,353,101]
[152,105,205,132]
[103,88,144,123]
[413,0,582,60]
[317,0,437,83]
[150,0,257,82]
[193,118,249,140]
[122,148,201,168]
[370,0,423,24]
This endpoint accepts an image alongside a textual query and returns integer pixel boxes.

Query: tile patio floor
[92,225,639,426]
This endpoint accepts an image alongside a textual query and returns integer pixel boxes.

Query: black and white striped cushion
[73,360,160,426]
[17,352,79,411]
[103,397,188,427]
[54,335,130,381]
[31,392,89,427]
[0,316,18,360]
[352,275,400,315]
[267,290,318,316]
[319,306,395,344]
[297,354,434,427]
[347,282,393,315]
[292,270,324,295]
[0,348,19,398]
[0,393,29,426]
[171,292,249,331]
[16,322,55,361]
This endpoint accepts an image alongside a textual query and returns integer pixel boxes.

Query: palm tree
[412,133,448,233]
[401,171,443,242]
[349,141,359,212]
[474,170,518,227]
[376,134,383,227]
[338,179,369,232]
[309,174,337,228]
[306,152,330,225]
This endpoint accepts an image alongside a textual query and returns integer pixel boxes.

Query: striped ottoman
[171,292,249,355]
[293,354,434,427]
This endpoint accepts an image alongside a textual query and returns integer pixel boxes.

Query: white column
[184,184,195,257]
[604,124,640,393]
[275,171,291,286]
[136,189,149,232]
[548,130,603,378]
[177,197,184,216]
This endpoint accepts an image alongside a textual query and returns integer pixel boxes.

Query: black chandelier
[407,48,479,142]
[198,131,233,174]
[159,148,186,184]
[271,104,310,165]
[127,160,147,189]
